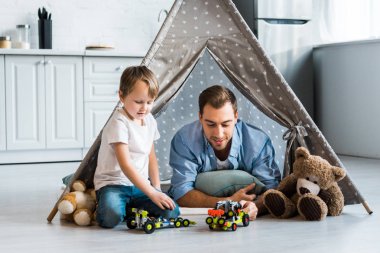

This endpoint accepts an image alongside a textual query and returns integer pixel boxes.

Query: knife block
[38,19,52,49]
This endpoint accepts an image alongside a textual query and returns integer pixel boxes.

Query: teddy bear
[263,147,346,221]
[58,180,96,226]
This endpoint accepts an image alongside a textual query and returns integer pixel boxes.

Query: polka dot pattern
[141,0,362,206]
[155,51,286,180]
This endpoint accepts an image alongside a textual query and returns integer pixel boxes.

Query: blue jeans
[96,185,180,228]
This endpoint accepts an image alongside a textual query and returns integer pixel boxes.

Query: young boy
[94,66,179,228]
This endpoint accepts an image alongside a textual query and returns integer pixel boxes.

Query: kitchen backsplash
[0,0,174,54]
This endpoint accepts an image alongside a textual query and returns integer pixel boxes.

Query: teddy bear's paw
[72,180,86,192]
[73,209,92,226]
[298,194,328,221]
[58,200,75,215]
[264,191,285,217]
[264,190,296,218]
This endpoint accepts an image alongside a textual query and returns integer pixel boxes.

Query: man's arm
[178,184,257,207]
[249,138,280,215]
[177,189,228,208]
[169,130,203,202]
[178,185,259,220]
[250,138,281,189]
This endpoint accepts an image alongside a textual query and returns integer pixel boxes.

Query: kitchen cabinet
[0,55,5,150]
[84,102,115,147]
[0,50,143,163]
[83,57,141,147]
[5,55,83,150]
[45,56,84,148]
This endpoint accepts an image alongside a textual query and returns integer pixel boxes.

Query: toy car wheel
[227,210,234,217]
[126,217,137,229]
[182,219,190,227]
[242,214,250,227]
[218,218,225,225]
[174,219,182,228]
[143,220,156,234]
[231,223,237,231]
[205,217,213,225]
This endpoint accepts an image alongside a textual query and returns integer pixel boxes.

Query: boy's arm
[148,143,161,190]
[114,142,175,210]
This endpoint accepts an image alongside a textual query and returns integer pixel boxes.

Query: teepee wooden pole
[47,186,71,222]
[362,201,373,214]
[47,103,119,223]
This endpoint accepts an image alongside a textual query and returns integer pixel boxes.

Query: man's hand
[240,200,258,221]
[148,191,176,210]
[230,183,256,202]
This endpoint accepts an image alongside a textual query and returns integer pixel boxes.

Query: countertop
[313,38,380,50]
[0,48,145,57]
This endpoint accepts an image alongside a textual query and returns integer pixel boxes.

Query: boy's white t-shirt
[94,108,160,191]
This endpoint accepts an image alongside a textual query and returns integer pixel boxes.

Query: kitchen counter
[0,48,145,57]
[313,38,380,158]
[313,38,380,49]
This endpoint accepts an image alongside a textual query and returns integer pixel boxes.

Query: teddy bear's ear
[295,147,310,160]
[332,166,346,182]
[72,180,86,192]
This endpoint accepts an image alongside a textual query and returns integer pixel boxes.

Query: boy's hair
[119,66,159,98]
[198,85,237,115]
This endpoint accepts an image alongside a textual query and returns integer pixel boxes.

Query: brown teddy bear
[263,147,346,221]
[58,180,96,226]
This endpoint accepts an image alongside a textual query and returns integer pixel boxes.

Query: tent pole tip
[363,201,373,214]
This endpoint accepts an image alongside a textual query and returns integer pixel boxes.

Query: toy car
[205,200,250,231]
[126,208,196,234]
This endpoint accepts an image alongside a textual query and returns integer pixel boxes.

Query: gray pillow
[62,173,73,186]
[194,170,267,197]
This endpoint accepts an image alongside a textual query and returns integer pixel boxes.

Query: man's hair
[198,85,237,115]
[119,66,158,98]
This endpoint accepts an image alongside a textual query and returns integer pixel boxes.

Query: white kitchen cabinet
[83,56,142,148]
[5,55,83,150]
[5,55,46,150]
[0,55,6,150]
[1,51,143,163]
[84,102,116,147]
[45,56,84,148]
[84,57,142,102]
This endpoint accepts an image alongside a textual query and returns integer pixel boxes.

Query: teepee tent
[48,0,371,222]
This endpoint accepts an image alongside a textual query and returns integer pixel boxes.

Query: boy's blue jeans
[96,185,180,228]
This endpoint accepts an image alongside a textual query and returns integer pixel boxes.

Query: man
[168,85,281,220]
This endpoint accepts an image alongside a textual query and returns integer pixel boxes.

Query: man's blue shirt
[168,119,281,201]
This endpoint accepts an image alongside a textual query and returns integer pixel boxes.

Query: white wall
[0,0,174,54]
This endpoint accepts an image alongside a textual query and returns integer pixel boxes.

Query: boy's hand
[149,191,176,210]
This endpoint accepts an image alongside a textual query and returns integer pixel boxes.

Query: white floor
[0,155,379,253]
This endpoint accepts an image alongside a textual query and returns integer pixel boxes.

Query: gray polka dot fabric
[155,51,286,180]
[141,0,367,208]
[60,0,368,216]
